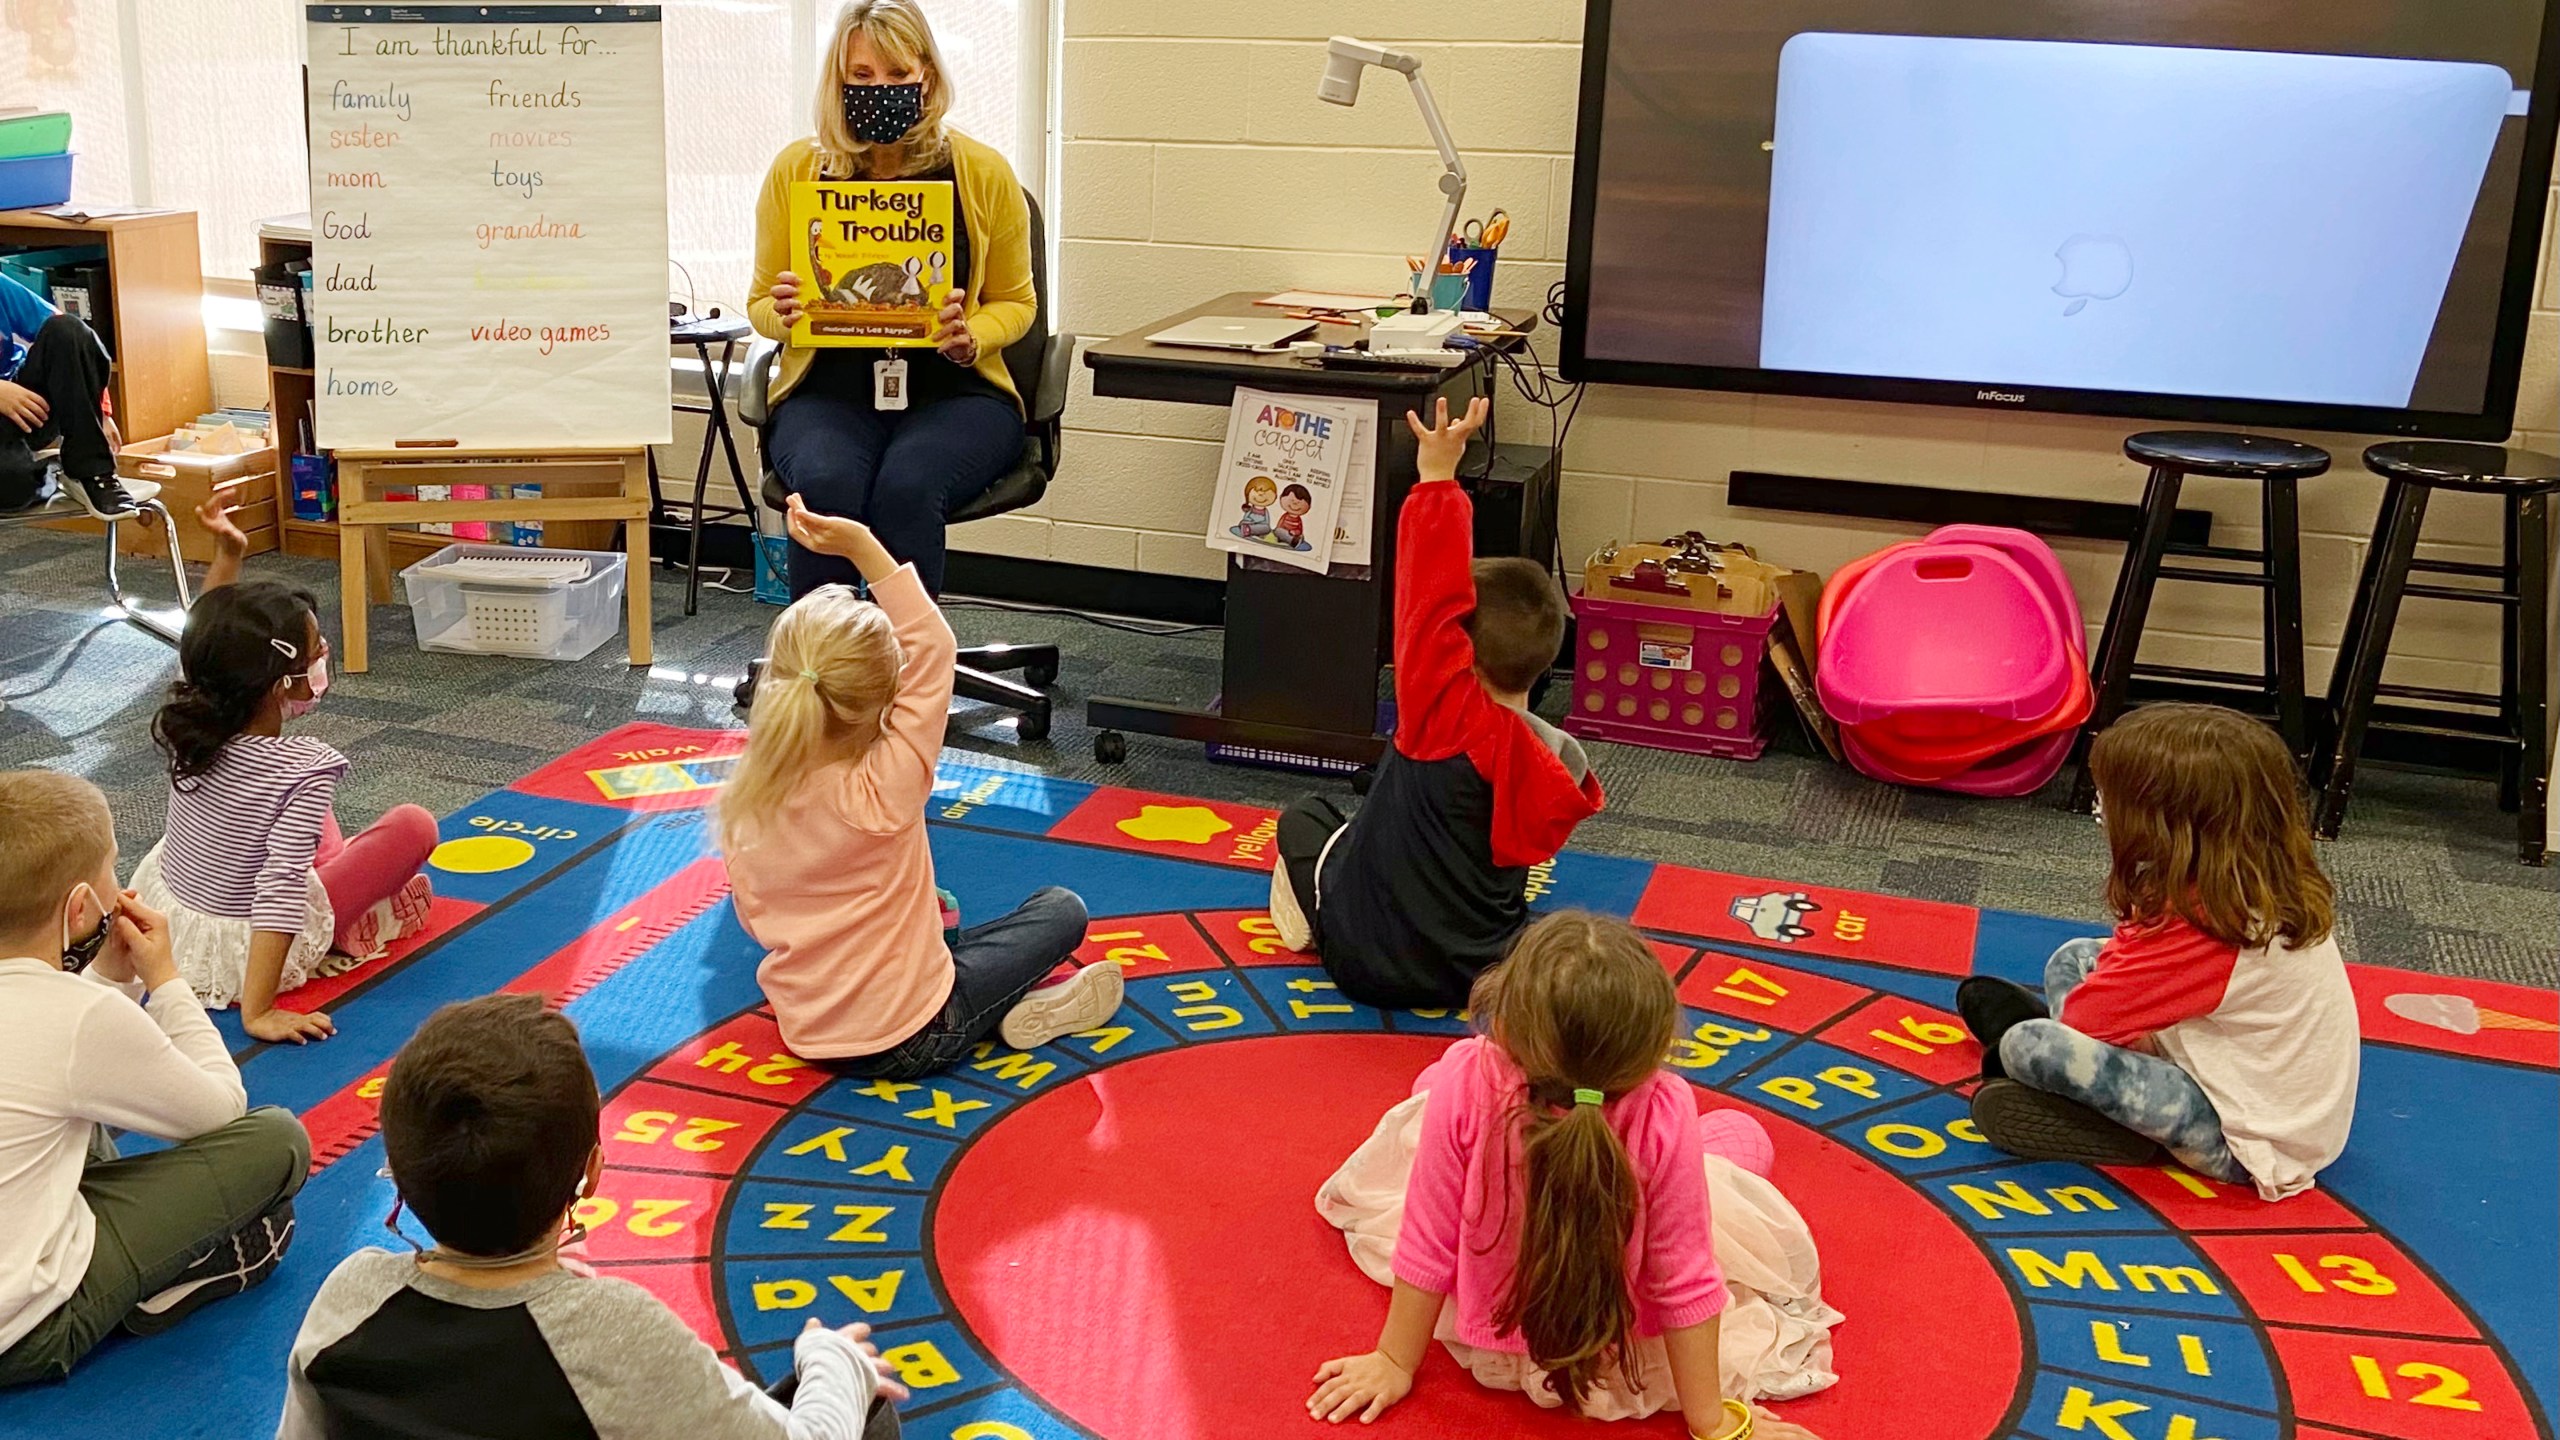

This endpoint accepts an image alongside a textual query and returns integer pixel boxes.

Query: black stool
[2069,431,2333,813]
[2316,442,2557,863]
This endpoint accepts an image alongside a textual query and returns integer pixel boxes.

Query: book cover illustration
[788,180,958,346]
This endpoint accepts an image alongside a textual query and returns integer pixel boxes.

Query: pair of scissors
[1458,209,1510,249]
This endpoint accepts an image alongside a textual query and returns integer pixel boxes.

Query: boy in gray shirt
[279,995,902,1439]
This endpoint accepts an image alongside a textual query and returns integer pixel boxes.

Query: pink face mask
[281,655,329,719]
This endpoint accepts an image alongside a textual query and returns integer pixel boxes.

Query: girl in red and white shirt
[1309,912,1833,1440]
[1962,703,2358,1200]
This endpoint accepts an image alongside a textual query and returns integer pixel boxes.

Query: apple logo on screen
[2052,234,2133,317]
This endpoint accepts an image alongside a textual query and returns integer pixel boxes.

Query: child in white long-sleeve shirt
[0,769,309,1387]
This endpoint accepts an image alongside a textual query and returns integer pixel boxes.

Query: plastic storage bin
[1565,590,1778,758]
[0,152,73,210]
[400,544,626,660]
[0,111,69,160]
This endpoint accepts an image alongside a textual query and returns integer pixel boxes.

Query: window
[0,0,1047,309]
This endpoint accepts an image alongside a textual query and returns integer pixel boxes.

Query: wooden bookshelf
[0,207,212,440]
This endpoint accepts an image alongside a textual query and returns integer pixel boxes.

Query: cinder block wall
[1023,0,2559,696]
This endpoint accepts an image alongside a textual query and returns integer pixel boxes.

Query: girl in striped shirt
[131,497,438,1043]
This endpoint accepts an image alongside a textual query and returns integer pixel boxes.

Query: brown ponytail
[1471,910,1680,1410]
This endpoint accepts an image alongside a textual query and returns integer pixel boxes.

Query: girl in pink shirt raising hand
[1311,912,1833,1440]
[720,497,1121,1077]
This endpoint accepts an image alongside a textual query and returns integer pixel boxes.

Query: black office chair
[735,189,1073,740]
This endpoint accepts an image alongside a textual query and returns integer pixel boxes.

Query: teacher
[748,0,1034,599]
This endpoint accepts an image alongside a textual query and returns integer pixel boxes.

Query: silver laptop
[1147,315,1315,351]
[1759,34,2516,407]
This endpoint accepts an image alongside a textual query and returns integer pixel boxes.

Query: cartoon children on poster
[1232,476,1277,540]
[1272,484,1314,550]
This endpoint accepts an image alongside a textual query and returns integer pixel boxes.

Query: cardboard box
[1583,534,1838,758]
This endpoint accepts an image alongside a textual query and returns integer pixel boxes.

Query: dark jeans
[1277,793,1354,936]
[0,312,115,507]
[765,358,1021,598]
[0,1107,310,1386]
[833,887,1090,1081]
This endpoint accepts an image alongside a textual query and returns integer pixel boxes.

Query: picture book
[787,180,958,346]
[1205,388,1360,576]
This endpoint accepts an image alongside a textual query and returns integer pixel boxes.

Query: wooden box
[112,437,280,561]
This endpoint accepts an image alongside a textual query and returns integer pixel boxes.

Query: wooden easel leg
[340,520,370,673]
[365,525,394,604]
[625,512,653,666]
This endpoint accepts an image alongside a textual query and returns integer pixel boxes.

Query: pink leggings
[315,804,438,950]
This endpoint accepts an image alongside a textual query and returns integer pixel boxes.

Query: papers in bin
[433,550,593,586]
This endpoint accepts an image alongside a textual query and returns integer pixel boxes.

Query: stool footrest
[2154,564,2272,589]
[2165,542,2269,565]
[2400,582,2515,606]
[2409,556,2506,579]
[2131,661,2277,693]
[2373,681,2501,711]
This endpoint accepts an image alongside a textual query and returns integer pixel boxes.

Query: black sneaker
[67,473,139,519]
[733,657,764,709]
[1971,1080,2161,1167]
[1956,976,2048,1080]
[123,1200,296,1336]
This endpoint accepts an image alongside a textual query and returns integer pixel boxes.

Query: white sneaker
[1266,858,1314,953]
[998,962,1125,1050]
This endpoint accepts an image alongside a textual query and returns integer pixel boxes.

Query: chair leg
[101,501,186,644]
[2262,475,2309,774]
[2316,479,2431,839]
[2070,464,2184,812]
[953,664,1053,742]
[2321,476,2396,780]
[2512,493,2551,864]
[957,642,1058,684]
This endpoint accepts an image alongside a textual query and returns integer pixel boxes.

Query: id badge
[874,354,910,411]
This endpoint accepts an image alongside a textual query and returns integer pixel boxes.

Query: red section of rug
[932,1034,2017,1439]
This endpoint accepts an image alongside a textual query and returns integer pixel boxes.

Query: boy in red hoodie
[1268,396,1605,1009]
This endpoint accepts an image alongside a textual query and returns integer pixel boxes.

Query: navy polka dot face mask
[842,82,924,144]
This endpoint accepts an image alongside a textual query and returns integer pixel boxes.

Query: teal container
[0,112,69,161]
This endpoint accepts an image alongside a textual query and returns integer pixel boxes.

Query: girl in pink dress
[1310,911,1836,1439]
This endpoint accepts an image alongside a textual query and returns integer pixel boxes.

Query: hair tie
[798,668,820,682]
[1572,1088,1604,1107]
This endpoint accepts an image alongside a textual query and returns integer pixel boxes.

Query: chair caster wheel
[1023,661,1058,689]
[1017,706,1052,743]
[1094,731,1127,765]
[1351,766,1375,796]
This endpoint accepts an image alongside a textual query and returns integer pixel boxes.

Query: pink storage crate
[1564,590,1778,758]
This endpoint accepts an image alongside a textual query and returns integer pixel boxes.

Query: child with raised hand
[135,493,439,1043]
[1959,703,2358,1200]
[1269,395,1604,1008]
[720,496,1117,1076]
[0,770,308,1387]
[1311,911,1832,1440]
[280,993,905,1438]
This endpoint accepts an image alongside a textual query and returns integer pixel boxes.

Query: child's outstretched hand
[805,1319,911,1403]
[783,493,898,584]
[1404,394,1488,483]
[244,1005,335,1045]
[194,489,250,558]
[1308,1349,1413,1423]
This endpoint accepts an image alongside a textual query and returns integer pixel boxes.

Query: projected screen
[1563,3,2557,437]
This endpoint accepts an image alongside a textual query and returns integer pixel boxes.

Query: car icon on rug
[1731,889,1821,943]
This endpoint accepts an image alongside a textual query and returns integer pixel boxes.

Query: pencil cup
[1448,245,1497,310]
[1430,271,1469,312]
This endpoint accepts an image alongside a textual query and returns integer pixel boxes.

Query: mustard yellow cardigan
[747,129,1034,412]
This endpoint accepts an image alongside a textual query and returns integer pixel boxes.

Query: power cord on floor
[942,594,1221,637]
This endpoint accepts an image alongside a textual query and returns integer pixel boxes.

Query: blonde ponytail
[1472,911,1680,1410]
[718,585,902,854]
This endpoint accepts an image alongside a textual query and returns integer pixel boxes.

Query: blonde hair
[0,769,114,937]
[2089,703,2335,950]
[812,0,955,179]
[1469,911,1680,1411]
[718,586,904,853]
